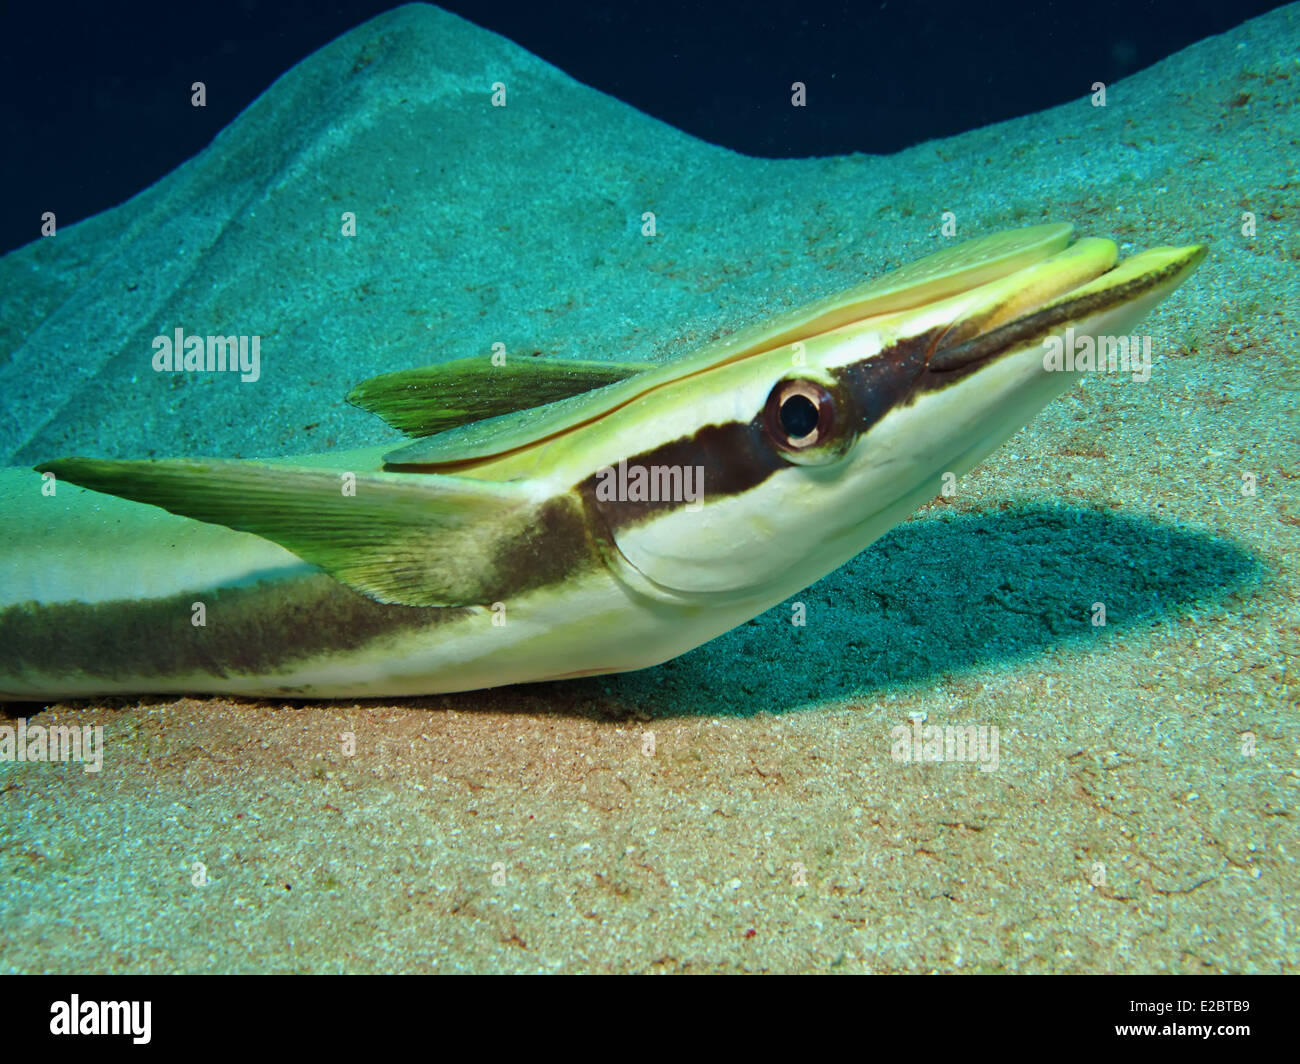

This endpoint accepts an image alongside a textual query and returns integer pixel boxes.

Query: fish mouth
[916,240,1208,387]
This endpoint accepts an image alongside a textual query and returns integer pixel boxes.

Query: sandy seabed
[1,3,1297,972]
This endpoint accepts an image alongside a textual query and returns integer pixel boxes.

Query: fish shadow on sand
[550,501,1263,718]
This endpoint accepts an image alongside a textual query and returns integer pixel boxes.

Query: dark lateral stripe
[835,327,937,423]
[487,493,606,599]
[581,329,941,532]
[0,572,467,690]
[0,495,604,695]
[580,417,784,530]
[917,256,1193,390]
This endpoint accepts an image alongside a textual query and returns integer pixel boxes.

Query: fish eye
[763,378,838,455]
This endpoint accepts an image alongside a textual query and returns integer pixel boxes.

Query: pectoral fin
[347,356,650,437]
[35,457,575,607]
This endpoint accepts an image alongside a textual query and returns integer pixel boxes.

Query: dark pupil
[780,393,820,439]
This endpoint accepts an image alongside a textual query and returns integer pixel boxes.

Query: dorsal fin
[35,456,579,607]
[384,224,1074,468]
[347,356,650,437]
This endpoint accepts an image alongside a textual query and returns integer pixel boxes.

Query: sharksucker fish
[0,224,1205,701]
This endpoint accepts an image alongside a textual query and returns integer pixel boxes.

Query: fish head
[587,230,1206,606]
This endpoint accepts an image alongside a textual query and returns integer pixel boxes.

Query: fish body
[0,225,1205,700]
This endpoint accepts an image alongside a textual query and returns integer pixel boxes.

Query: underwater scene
[0,0,1297,979]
